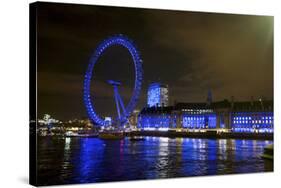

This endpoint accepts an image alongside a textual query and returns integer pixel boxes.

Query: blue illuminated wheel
[83,35,143,126]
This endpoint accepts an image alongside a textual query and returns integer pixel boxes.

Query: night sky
[36,2,273,120]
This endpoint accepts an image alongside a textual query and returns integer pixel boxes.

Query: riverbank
[38,130,273,140]
[126,131,273,140]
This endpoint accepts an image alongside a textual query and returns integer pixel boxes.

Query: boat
[129,136,145,141]
[261,144,273,160]
[99,131,124,140]
[65,131,98,138]
[76,133,98,138]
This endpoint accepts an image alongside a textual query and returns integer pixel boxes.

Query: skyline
[37,2,273,120]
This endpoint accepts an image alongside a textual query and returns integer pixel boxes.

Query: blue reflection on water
[76,138,105,183]
[37,137,273,185]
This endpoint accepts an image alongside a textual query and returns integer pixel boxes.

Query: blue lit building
[231,112,273,133]
[147,83,168,107]
[138,97,273,134]
[138,103,217,131]
[137,106,175,131]
[178,103,216,129]
[230,100,273,133]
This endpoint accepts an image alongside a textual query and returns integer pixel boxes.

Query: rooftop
[140,99,273,114]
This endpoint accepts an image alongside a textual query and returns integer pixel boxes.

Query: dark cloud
[36,2,273,120]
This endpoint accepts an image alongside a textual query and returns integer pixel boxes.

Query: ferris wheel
[83,34,143,127]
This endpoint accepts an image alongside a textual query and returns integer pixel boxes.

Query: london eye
[83,34,143,127]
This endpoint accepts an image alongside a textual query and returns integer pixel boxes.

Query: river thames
[37,137,273,185]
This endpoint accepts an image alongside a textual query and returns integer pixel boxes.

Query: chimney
[259,96,264,110]
[206,89,212,106]
[250,96,254,106]
[231,96,234,109]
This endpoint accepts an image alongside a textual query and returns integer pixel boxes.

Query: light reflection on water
[37,136,273,186]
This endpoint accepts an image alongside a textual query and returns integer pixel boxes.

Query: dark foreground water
[37,137,273,185]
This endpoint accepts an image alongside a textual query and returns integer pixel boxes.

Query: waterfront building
[230,99,273,133]
[147,82,169,107]
[138,103,216,131]
[138,97,273,134]
[137,106,175,131]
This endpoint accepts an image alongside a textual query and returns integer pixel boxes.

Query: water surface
[37,137,273,185]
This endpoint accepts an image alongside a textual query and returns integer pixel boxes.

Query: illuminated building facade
[147,83,168,107]
[230,99,273,133]
[137,106,175,131]
[182,113,217,129]
[138,103,216,131]
[177,103,216,129]
[231,112,273,133]
[138,98,274,134]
